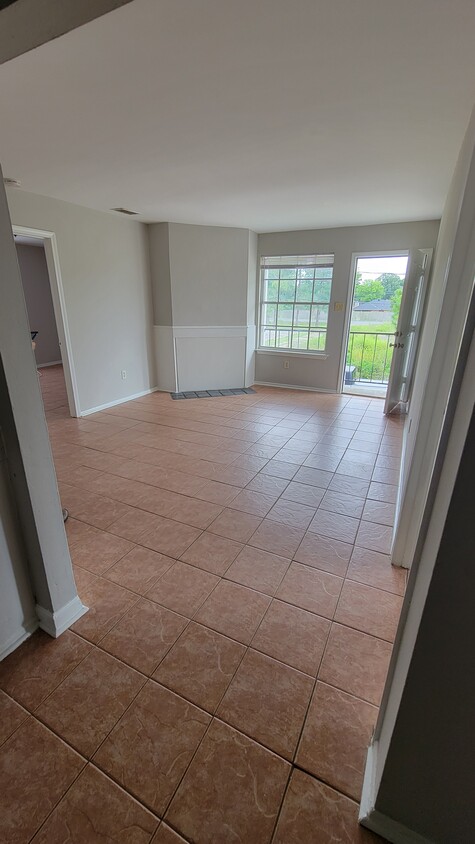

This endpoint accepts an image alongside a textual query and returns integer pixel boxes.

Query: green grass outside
[268,320,398,383]
[349,322,393,333]
[346,322,395,382]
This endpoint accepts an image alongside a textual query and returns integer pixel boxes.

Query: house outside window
[258,254,334,352]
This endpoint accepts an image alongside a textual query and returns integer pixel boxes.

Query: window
[258,254,334,352]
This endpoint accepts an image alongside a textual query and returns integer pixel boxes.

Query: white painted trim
[80,386,159,416]
[153,325,178,392]
[253,380,335,393]
[154,325,256,393]
[359,739,377,821]
[391,114,475,571]
[245,323,256,387]
[173,325,248,338]
[174,333,247,393]
[0,617,38,661]
[36,596,88,638]
[256,348,329,360]
[348,250,411,258]
[362,812,433,843]
[338,251,358,393]
[361,304,475,836]
[36,359,62,369]
[13,225,81,417]
[359,742,433,843]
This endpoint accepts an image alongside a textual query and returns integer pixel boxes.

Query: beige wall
[16,242,61,366]
[256,220,440,392]
[7,188,155,413]
[167,223,252,326]
[149,222,257,392]
[0,0,133,64]
[149,221,173,327]
[0,419,36,658]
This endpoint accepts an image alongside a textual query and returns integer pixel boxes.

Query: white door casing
[0,165,87,641]
[384,248,432,415]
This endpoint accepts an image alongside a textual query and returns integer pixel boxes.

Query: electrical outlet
[121,370,127,380]
[283,359,290,370]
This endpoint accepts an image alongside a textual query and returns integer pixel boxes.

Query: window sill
[255,348,329,360]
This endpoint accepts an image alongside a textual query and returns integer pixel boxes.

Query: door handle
[389,342,405,348]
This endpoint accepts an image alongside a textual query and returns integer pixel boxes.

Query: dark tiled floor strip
[171,387,256,399]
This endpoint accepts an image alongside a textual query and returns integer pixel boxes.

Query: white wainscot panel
[175,335,246,392]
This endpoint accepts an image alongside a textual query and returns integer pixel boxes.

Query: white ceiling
[1,0,475,232]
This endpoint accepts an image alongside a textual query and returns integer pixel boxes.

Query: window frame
[257,254,334,355]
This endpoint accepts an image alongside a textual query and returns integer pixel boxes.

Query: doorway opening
[13,226,79,418]
[342,253,409,398]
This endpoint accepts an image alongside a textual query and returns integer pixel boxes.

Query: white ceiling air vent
[111,207,139,215]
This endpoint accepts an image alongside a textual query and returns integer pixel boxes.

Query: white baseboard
[361,810,433,844]
[360,742,433,844]
[36,596,88,638]
[80,386,159,416]
[37,359,62,368]
[253,381,335,394]
[0,617,38,661]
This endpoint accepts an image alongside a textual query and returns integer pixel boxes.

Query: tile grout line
[33,379,405,841]
[26,754,90,844]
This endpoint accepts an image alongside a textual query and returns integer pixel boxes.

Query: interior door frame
[337,249,410,394]
[360,292,475,841]
[13,225,80,417]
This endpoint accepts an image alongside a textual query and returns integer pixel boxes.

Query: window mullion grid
[260,268,265,348]
[259,258,333,352]
[271,295,277,348]
[308,269,316,351]
[287,267,295,349]
[262,302,278,348]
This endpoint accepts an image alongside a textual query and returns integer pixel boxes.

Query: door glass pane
[313,280,332,302]
[294,304,311,329]
[295,278,313,301]
[310,304,329,328]
[410,276,424,325]
[401,333,414,380]
[261,302,277,326]
[277,303,294,326]
[292,330,309,349]
[276,329,291,348]
[261,328,276,347]
[315,266,333,279]
[263,275,279,301]
[309,330,326,350]
[279,279,296,301]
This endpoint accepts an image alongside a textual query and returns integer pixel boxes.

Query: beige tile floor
[0,364,407,843]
